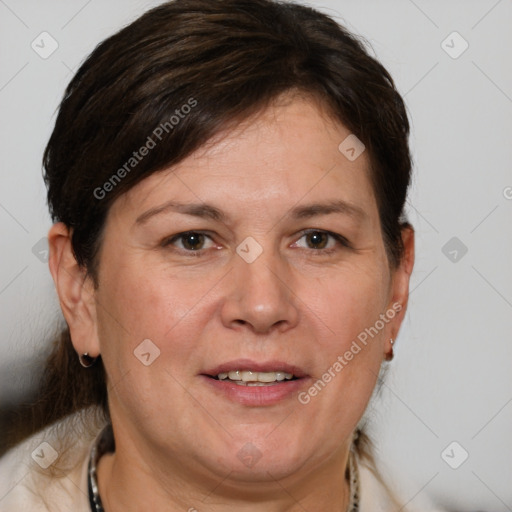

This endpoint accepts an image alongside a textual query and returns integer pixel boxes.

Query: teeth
[257,372,278,383]
[241,371,257,382]
[216,371,296,383]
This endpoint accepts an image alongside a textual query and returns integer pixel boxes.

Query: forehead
[112,96,378,225]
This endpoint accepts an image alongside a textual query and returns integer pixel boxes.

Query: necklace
[347,446,360,511]
[87,424,113,512]
[88,425,360,511]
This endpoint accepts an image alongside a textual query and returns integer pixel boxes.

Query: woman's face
[70,96,412,488]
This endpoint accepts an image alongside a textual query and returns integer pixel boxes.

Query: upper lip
[202,359,308,378]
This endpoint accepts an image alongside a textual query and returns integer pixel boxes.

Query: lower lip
[201,376,309,406]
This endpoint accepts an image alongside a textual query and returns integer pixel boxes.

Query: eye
[163,231,215,252]
[293,230,349,252]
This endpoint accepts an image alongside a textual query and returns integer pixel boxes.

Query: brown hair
[10,0,412,461]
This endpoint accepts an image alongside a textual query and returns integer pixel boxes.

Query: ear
[384,225,415,356]
[48,222,101,358]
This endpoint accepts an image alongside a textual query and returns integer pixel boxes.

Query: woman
[0,0,439,510]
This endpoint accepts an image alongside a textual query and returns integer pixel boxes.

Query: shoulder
[0,408,106,511]
[359,460,446,512]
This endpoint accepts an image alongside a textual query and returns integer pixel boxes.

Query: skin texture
[49,95,414,511]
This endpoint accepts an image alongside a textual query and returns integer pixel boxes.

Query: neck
[96,436,352,512]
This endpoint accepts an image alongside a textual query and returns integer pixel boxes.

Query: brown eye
[292,229,350,253]
[305,231,329,249]
[180,232,205,250]
[164,231,214,252]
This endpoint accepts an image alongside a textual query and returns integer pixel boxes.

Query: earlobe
[48,222,101,357]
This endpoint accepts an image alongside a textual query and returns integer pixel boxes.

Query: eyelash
[162,229,351,257]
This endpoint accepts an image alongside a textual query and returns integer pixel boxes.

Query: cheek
[94,257,222,374]
[312,264,390,347]
[93,266,213,423]
[98,255,193,332]
[303,265,390,412]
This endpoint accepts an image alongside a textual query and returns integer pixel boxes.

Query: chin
[224,455,310,484]
[209,433,315,483]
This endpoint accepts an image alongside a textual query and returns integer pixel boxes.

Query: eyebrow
[135,199,367,225]
[289,200,367,221]
[135,201,225,225]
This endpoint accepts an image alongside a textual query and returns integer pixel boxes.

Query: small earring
[79,353,97,368]
[385,338,394,362]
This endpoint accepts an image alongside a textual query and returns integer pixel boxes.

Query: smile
[201,360,309,405]
[215,370,296,385]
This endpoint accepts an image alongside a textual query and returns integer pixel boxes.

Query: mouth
[203,360,307,384]
[210,370,298,386]
[200,360,308,404]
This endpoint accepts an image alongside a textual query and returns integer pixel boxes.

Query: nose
[220,247,300,335]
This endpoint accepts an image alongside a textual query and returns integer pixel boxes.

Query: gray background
[0,0,511,510]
